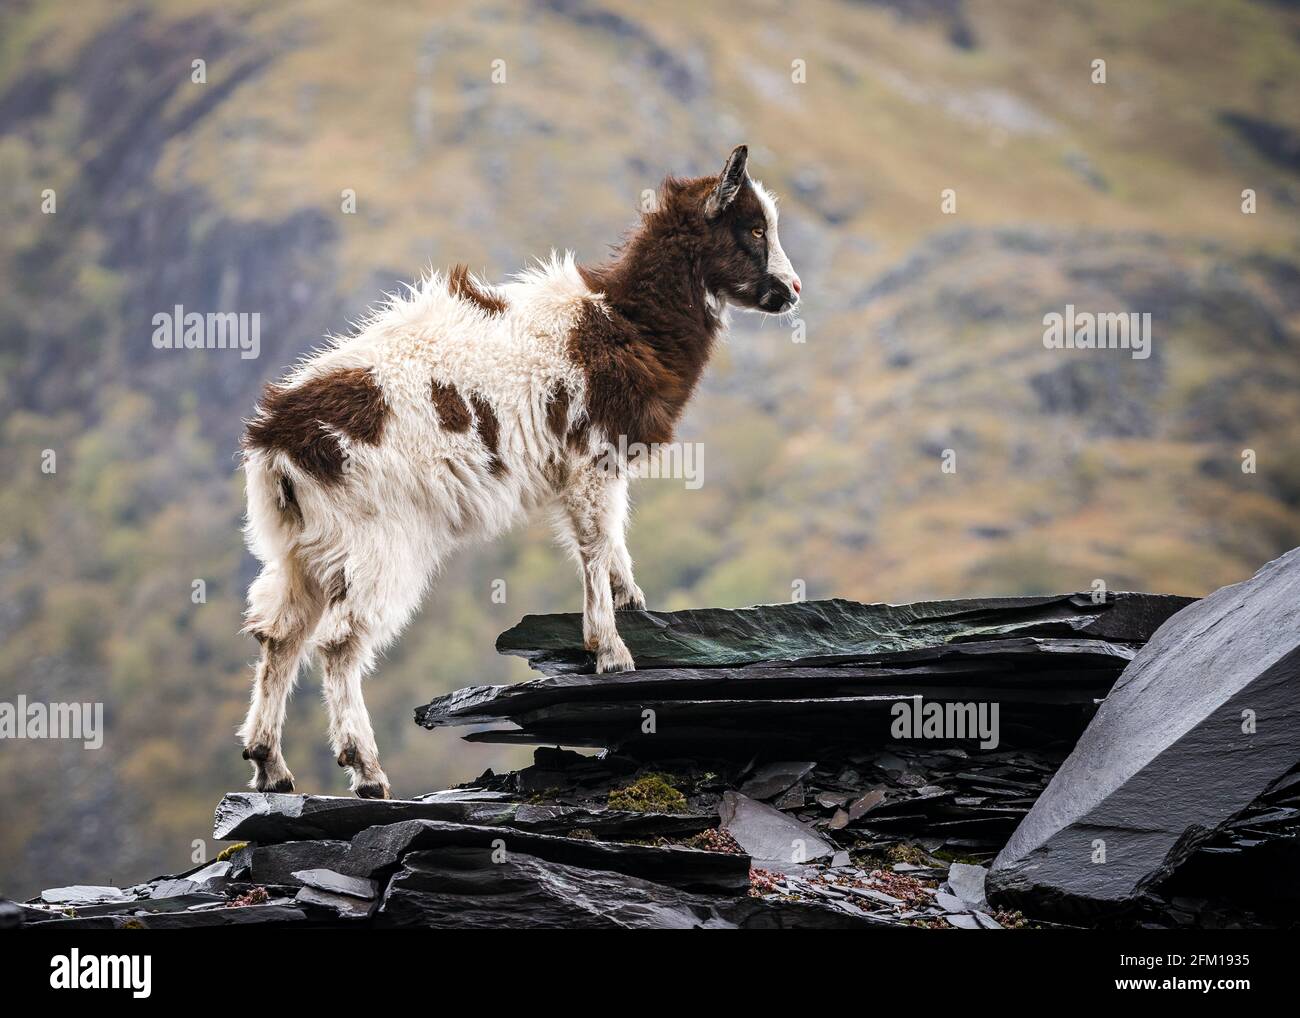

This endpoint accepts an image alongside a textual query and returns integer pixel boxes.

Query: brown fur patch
[546,382,572,439]
[569,174,759,448]
[244,367,388,483]
[567,298,694,448]
[470,394,507,477]
[329,574,348,605]
[277,474,304,526]
[320,634,354,659]
[448,264,507,316]
[566,419,590,452]
[430,379,473,432]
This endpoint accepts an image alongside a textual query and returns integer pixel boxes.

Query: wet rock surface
[9,583,1298,929]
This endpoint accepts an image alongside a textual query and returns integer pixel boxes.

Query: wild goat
[237,145,801,798]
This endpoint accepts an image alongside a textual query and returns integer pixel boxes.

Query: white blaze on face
[753,181,798,298]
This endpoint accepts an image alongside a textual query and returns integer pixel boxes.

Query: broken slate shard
[989,548,1300,917]
[720,791,834,872]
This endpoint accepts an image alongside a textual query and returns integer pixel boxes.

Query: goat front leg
[606,486,645,612]
[560,465,635,674]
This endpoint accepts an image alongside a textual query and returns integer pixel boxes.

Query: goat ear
[704,144,748,219]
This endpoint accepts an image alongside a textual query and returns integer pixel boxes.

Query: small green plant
[215,841,248,862]
[885,842,931,866]
[607,773,687,813]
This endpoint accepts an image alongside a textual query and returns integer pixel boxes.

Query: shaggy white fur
[238,254,635,798]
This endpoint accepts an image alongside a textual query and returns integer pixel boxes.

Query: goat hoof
[356,782,390,800]
[254,769,295,793]
[613,584,646,612]
[596,646,635,674]
[242,743,271,763]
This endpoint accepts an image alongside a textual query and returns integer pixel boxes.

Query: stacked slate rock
[9,572,1299,928]
[419,593,1191,755]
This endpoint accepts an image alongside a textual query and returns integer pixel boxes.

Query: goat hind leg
[320,626,390,799]
[238,564,319,792]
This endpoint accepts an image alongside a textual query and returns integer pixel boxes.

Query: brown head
[688,144,802,314]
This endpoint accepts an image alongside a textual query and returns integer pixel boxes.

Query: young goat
[238,145,801,798]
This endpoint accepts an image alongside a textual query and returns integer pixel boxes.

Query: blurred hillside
[1,0,1298,899]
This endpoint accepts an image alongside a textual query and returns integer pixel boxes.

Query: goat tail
[241,449,306,564]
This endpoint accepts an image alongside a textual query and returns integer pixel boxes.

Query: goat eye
[751,227,765,239]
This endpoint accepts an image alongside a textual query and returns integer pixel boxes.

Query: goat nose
[791,276,802,296]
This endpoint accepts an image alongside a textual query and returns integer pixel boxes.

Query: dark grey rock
[295,885,375,920]
[493,593,1190,675]
[133,903,308,928]
[507,803,713,840]
[947,862,990,911]
[422,641,1139,732]
[35,893,228,920]
[226,839,352,884]
[38,885,129,906]
[290,868,378,900]
[346,818,750,894]
[378,848,737,929]
[212,792,515,842]
[149,878,199,898]
[378,848,893,930]
[742,761,816,799]
[420,597,1175,754]
[989,548,1300,917]
[29,903,308,929]
[184,860,233,890]
[719,791,833,872]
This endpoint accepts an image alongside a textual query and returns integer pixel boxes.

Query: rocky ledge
[6,555,1299,929]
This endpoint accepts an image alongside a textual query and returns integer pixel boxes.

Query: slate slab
[494,593,1192,675]
[378,848,894,930]
[226,840,353,884]
[989,548,1300,917]
[947,862,990,911]
[38,885,129,906]
[212,792,514,842]
[346,818,751,894]
[291,868,378,900]
[295,886,375,920]
[719,791,834,872]
[741,761,817,799]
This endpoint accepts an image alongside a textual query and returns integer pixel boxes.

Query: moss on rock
[607,773,687,813]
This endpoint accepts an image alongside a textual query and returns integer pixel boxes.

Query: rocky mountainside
[1,0,1298,900]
